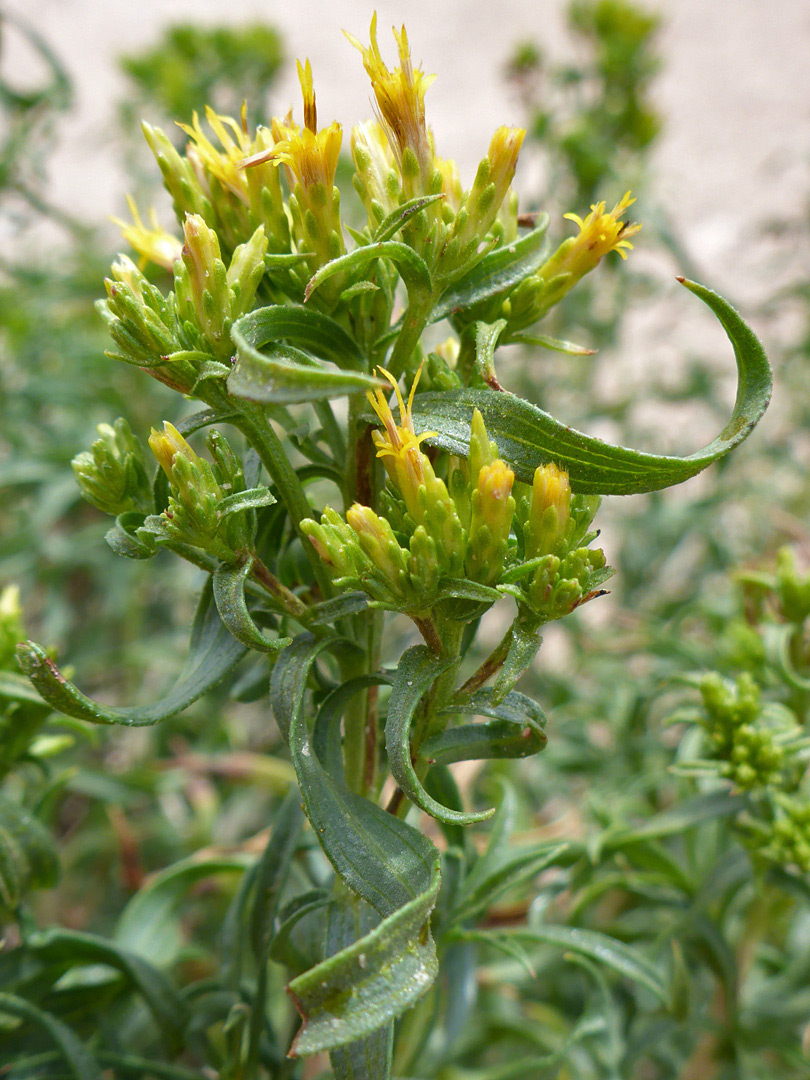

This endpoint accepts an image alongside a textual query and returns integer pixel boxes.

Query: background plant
[4,6,810,1079]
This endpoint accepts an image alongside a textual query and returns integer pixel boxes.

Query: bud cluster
[141,422,271,560]
[72,418,152,518]
[698,673,786,792]
[303,368,610,631]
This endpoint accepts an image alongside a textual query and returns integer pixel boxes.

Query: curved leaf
[305,241,432,305]
[424,688,547,764]
[0,992,102,1080]
[213,558,292,653]
[17,583,246,727]
[281,634,442,1056]
[385,646,494,824]
[407,280,772,495]
[229,304,381,403]
[433,217,550,322]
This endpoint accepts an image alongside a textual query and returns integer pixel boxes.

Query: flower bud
[467,459,516,585]
[346,503,412,599]
[175,214,232,357]
[72,418,151,517]
[524,463,571,558]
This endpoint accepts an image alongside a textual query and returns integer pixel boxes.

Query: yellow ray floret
[112,197,182,271]
[367,365,438,518]
[241,60,342,194]
[564,190,642,262]
[345,14,435,175]
[179,105,261,203]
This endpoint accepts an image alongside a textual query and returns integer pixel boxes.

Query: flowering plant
[11,14,771,1076]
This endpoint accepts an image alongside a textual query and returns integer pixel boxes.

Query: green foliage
[119,23,283,129]
[6,7,810,1080]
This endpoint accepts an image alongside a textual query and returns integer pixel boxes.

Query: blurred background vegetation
[2,2,810,1076]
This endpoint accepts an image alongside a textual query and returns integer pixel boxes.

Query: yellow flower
[563,190,642,266]
[111,197,182,271]
[179,105,267,205]
[367,365,437,521]
[242,61,342,195]
[148,421,195,479]
[345,14,436,189]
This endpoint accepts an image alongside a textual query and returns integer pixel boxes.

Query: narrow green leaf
[424,688,547,764]
[0,992,102,1080]
[282,634,442,1055]
[115,855,250,965]
[452,842,567,925]
[602,791,747,848]
[305,241,432,305]
[460,925,670,1005]
[509,331,595,356]
[17,583,247,726]
[386,646,494,824]
[373,194,446,243]
[26,928,186,1051]
[217,486,276,516]
[212,558,292,653]
[408,280,772,494]
[308,591,370,625]
[432,218,549,321]
[229,304,381,403]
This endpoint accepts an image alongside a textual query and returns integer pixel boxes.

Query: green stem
[454,626,512,700]
[232,401,333,599]
[386,290,436,380]
[456,327,477,385]
[249,553,310,622]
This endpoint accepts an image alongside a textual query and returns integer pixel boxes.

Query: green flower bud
[72,418,151,517]
[174,214,233,358]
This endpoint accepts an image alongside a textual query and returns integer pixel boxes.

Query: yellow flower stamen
[179,106,264,204]
[563,190,641,262]
[366,365,439,522]
[111,196,182,271]
[241,61,342,194]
